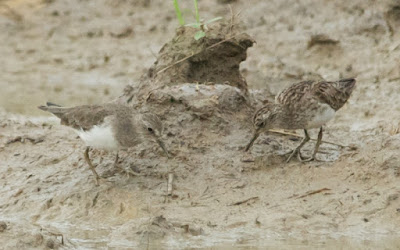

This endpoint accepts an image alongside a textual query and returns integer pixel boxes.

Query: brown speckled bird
[39,102,169,185]
[245,78,356,162]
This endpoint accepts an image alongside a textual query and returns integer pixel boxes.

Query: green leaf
[194,30,206,40]
[205,17,222,24]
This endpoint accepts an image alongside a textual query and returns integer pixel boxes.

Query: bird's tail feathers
[38,102,67,115]
[46,101,63,107]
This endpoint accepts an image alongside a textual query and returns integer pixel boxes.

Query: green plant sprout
[173,0,185,26]
[194,0,200,23]
[185,16,223,40]
[173,0,222,40]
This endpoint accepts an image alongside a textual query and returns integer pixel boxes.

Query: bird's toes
[299,156,315,162]
[96,175,115,185]
[117,166,142,177]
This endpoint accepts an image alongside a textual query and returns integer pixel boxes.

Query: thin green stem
[193,0,200,23]
[173,0,185,25]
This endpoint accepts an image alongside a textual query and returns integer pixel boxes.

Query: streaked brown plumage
[39,102,169,185]
[245,78,356,162]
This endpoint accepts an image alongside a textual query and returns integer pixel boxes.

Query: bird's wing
[275,80,315,109]
[60,105,116,130]
[311,80,354,111]
[39,103,116,130]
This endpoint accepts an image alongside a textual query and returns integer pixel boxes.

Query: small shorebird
[39,102,170,185]
[245,78,356,162]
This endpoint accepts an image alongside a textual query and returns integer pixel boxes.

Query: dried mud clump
[307,34,339,49]
[118,21,255,123]
[120,21,254,105]
[0,221,7,232]
[146,22,254,90]
[385,0,400,35]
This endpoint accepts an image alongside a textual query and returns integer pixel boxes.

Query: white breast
[75,124,119,151]
[306,104,336,129]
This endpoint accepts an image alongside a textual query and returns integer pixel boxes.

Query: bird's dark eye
[254,118,265,128]
[147,127,153,132]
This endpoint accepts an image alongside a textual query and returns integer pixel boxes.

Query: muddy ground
[1,0,400,249]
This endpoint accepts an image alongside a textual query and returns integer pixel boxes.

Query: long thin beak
[157,139,171,158]
[245,132,260,152]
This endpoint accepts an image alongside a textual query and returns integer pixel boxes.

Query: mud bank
[1,0,400,249]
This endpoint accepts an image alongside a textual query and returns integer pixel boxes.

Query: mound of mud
[3,0,400,248]
[145,22,254,90]
[118,22,255,119]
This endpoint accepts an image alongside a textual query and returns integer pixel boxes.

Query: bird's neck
[270,104,296,129]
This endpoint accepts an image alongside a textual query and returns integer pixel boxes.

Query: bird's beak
[157,139,171,158]
[245,131,260,152]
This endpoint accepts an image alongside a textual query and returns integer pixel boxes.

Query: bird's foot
[299,156,315,162]
[115,165,142,178]
[285,149,311,163]
[89,168,103,186]
[285,149,302,163]
[288,152,321,163]
[300,154,326,162]
[93,175,110,186]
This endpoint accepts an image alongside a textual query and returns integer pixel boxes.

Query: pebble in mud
[33,233,44,246]
[46,238,60,249]
[0,221,7,232]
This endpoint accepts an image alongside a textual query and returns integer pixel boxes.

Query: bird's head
[140,113,170,158]
[245,104,281,151]
[332,78,356,95]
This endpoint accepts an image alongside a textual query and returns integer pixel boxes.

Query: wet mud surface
[1,0,400,249]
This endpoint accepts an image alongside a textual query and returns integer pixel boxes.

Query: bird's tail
[38,102,67,115]
[338,78,356,90]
